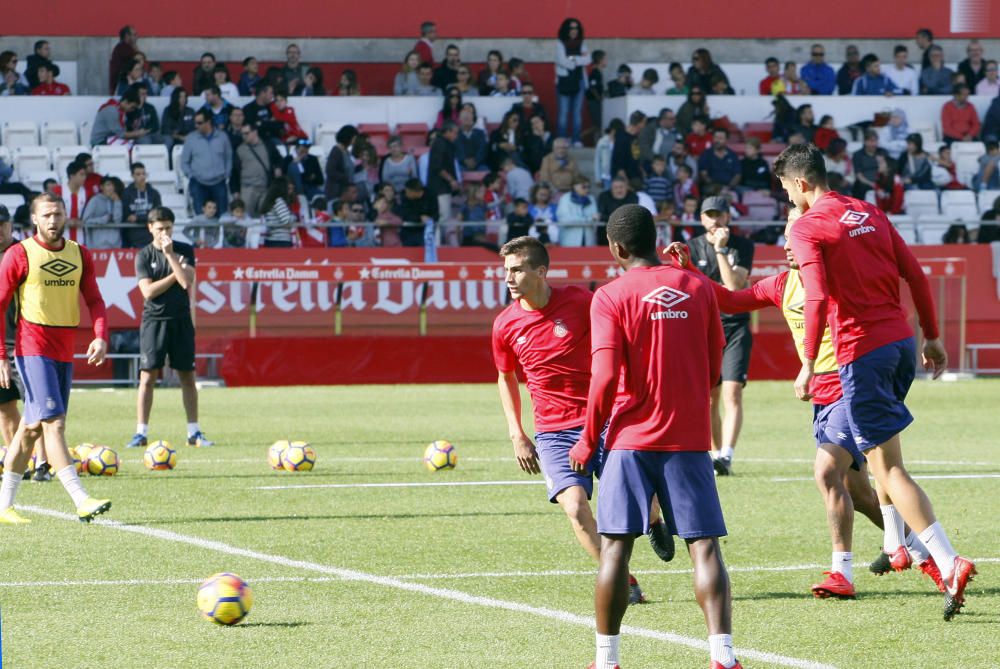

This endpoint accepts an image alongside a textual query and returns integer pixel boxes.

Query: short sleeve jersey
[135,241,195,321]
[591,265,724,452]
[491,286,593,432]
[688,232,755,324]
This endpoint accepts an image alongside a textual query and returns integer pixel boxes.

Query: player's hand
[512,435,540,475]
[922,338,948,380]
[664,242,691,268]
[713,226,730,251]
[0,357,10,390]
[569,440,595,474]
[86,338,108,366]
[160,233,174,256]
[794,362,814,402]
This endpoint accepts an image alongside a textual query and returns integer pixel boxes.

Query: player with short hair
[570,205,740,669]
[493,236,674,607]
[0,193,111,524]
[126,206,213,449]
[668,207,942,600]
[775,143,975,620]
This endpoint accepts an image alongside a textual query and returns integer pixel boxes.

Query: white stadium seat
[92,145,130,175]
[940,190,979,221]
[894,223,918,245]
[171,144,184,173]
[2,121,39,148]
[131,145,170,172]
[78,120,92,146]
[916,221,952,244]
[978,190,1000,212]
[313,122,341,150]
[950,141,985,157]
[0,146,11,170]
[903,190,939,218]
[23,171,57,193]
[13,146,51,180]
[41,121,78,148]
[0,195,25,213]
[146,170,180,195]
[160,192,189,216]
[52,145,88,177]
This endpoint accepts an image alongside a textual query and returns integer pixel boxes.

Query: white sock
[880,505,906,552]
[906,530,931,563]
[720,446,735,460]
[832,551,853,582]
[918,522,958,581]
[187,422,201,437]
[709,634,736,668]
[595,633,620,669]
[136,423,148,437]
[0,471,23,509]
[55,465,90,507]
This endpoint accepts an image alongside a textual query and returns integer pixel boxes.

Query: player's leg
[687,537,737,667]
[864,476,940,587]
[844,463,882,529]
[173,316,212,447]
[719,380,743,468]
[129,368,158,448]
[0,398,19,445]
[810,443,857,598]
[554,484,601,561]
[709,383,722,454]
[593,534,633,667]
[713,323,750,476]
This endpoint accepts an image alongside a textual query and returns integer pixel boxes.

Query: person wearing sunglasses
[801,43,836,95]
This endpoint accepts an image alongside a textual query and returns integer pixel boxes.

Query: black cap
[700,196,730,215]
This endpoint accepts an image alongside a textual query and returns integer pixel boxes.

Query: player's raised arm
[889,223,946,377]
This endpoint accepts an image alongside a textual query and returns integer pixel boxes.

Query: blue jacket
[852,74,899,96]
[801,63,836,95]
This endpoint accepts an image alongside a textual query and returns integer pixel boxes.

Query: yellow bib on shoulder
[17,237,83,328]
[781,269,837,375]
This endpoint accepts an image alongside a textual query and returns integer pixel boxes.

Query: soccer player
[493,236,674,607]
[570,206,740,669]
[687,196,754,476]
[668,207,942,600]
[0,193,111,524]
[126,207,214,449]
[775,143,975,620]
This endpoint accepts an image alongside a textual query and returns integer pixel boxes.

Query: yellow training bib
[17,237,83,328]
[781,269,837,374]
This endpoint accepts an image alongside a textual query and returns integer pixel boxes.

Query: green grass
[1,380,998,668]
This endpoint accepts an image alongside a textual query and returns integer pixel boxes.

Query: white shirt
[975,78,999,98]
[219,82,240,100]
[885,64,919,95]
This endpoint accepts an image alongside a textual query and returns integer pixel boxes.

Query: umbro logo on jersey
[839,210,869,226]
[40,258,77,278]
[837,432,849,441]
[516,335,527,344]
[641,286,690,309]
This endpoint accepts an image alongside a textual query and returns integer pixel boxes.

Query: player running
[668,207,942,600]
[570,206,740,669]
[493,236,674,607]
[775,143,975,620]
[0,193,111,524]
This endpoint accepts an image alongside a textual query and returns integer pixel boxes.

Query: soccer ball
[281,442,315,472]
[86,446,119,476]
[268,440,290,471]
[75,443,95,463]
[197,572,253,625]
[423,440,457,471]
[143,441,177,471]
[67,446,84,475]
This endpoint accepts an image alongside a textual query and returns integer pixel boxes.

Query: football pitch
[0,379,997,668]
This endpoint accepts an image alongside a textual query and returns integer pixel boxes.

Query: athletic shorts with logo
[15,355,72,424]
[813,399,865,470]
[140,314,196,371]
[838,337,916,451]
[535,425,604,503]
[597,449,727,539]
[720,320,752,386]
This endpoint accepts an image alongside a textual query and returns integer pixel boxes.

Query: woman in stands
[898,133,934,190]
[823,138,853,192]
[454,66,475,96]
[161,88,196,161]
[435,86,463,129]
[393,52,421,96]
[295,67,326,96]
[685,48,730,94]
[555,19,588,146]
[488,111,525,172]
[338,69,360,96]
[676,86,709,136]
[259,177,296,248]
[116,57,146,96]
[477,50,504,96]
[380,137,418,194]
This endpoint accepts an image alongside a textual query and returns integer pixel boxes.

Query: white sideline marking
[21,505,837,669]
[0,576,339,588]
[773,473,1000,482]
[118,456,513,465]
[254,479,545,491]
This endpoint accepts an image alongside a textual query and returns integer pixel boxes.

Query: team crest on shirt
[552,319,569,338]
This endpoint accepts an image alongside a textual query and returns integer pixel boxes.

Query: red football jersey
[492,285,593,432]
[591,265,723,451]
[789,191,939,365]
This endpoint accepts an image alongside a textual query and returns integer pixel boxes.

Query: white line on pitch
[773,473,1000,482]
[0,576,340,588]
[118,457,513,465]
[254,479,546,491]
[20,505,837,669]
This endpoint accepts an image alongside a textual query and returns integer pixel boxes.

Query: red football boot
[711,662,743,669]
[811,571,857,599]
[887,545,912,572]
[943,556,977,621]
[916,556,945,592]
[586,664,620,669]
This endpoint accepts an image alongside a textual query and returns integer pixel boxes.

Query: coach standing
[126,207,214,449]
[688,196,754,476]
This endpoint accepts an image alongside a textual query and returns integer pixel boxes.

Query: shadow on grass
[136,510,553,525]
[238,621,312,629]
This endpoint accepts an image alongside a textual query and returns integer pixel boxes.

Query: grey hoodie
[82,193,123,248]
[90,104,124,146]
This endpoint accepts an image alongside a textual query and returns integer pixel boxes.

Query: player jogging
[775,143,975,621]
[570,206,741,669]
[126,206,214,449]
[669,207,942,600]
[0,193,111,524]
[493,236,674,607]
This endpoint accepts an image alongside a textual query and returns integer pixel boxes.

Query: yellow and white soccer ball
[197,572,253,625]
[281,442,315,472]
[423,440,457,472]
[75,443,95,463]
[86,445,119,476]
[143,440,177,471]
[268,440,291,471]
[67,446,84,475]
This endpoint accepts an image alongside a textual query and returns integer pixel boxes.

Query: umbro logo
[839,210,869,226]
[641,286,690,309]
[516,335,527,344]
[837,432,849,441]
[40,258,77,278]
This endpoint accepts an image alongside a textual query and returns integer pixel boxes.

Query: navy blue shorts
[813,400,865,471]
[535,426,595,503]
[16,355,73,425]
[838,337,916,451]
[596,449,727,539]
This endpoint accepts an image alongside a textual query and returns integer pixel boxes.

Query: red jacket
[270,104,308,143]
[941,101,981,140]
[32,82,71,96]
